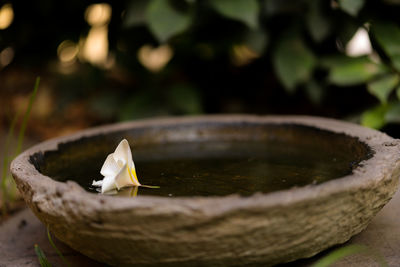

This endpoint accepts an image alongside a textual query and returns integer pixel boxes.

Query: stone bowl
[11,115,400,266]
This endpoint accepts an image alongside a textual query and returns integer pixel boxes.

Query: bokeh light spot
[231,45,259,66]
[85,3,112,27]
[0,47,14,67]
[57,40,79,64]
[81,26,109,66]
[137,44,173,72]
[0,3,13,30]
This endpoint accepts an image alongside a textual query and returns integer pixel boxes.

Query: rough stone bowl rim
[10,115,400,214]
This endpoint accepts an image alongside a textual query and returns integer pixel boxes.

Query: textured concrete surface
[0,208,104,266]
[0,188,399,267]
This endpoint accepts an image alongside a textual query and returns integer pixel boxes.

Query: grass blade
[47,226,70,267]
[15,77,40,155]
[312,244,387,267]
[34,244,52,267]
[1,110,21,215]
[1,77,40,216]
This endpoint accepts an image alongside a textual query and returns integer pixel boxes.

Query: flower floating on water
[92,139,142,193]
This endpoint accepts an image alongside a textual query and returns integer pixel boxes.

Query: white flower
[345,27,372,57]
[92,139,141,193]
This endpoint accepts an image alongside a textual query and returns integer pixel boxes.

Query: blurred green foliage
[132,0,400,129]
[3,0,400,130]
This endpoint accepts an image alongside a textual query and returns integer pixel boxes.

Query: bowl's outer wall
[11,115,400,266]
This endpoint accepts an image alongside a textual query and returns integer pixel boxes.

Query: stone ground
[0,130,399,266]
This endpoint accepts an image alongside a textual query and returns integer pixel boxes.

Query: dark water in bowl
[34,136,370,197]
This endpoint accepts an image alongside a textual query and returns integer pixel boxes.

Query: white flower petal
[101,176,117,193]
[113,139,134,169]
[114,163,134,190]
[100,153,120,176]
[115,158,126,168]
[92,180,103,186]
[345,28,372,57]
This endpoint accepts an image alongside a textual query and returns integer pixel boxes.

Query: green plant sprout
[1,77,40,216]
[311,244,388,267]
[47,226,70,267]
[34,244,52,267]
[1,109,20,215]
[33,226,71,267]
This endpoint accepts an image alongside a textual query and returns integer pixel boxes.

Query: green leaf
[306,0,331,42]
[320,55,364,69]
[273,35,316,93]
[16,77,40,155]
[311,244,387,267]
[385,103,400,124]
[89,92,120,119]
[208,0,259,29]
[146,0,192,42]
[118,91,167,121]
[305,80,324,105]
[391,55,400,71]
[244,29,268,54]
[337,20,360,46]
[372,22,400,57]
[367,74,399,104]
[361,105,388,129]
[124,0,149,27]
[47,227,70,267]
[2,108,21,216]
[34,244,52,267]
[396,86,400,100]
[3,77,39,216]
[312,245,366,267]
[168,84,202,114]
[264,0,307,15]
[372,23,400,72]
[338,0,365,16]
[328,57,385,86]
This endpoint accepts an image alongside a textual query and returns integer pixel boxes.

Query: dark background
[1,0,400,140]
